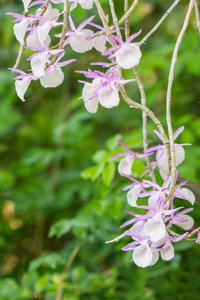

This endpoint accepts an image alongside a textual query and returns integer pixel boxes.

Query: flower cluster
[77,67,137,113]
[110,130,196,267]
[8,0,142,107]
[7,1,200,268]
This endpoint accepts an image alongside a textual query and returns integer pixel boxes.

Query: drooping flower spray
[7,0,200,268]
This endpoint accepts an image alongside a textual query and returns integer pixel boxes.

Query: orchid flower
[77,67,137,112]
[146,126,191,179]
[121,174,151,207]
[61,15,95,53]
[110,139,154,175]
[36,3,60,21]
[39,52,76,88]
[102,30,142,69]
[26,41,64,78]
[8,68,38,102]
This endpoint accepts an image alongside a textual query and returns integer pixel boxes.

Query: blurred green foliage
[0,0,200,299]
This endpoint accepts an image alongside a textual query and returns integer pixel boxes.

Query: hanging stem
[118,0,139,25]
[141,0,182,44]
[56,241,80,300]
[106,228,132,243]
[94,0,116,44]
[124,0,130,40]
[46,0,69,69]
[91,0,139,38]
[119,86,169,149]
[124,0,155,181]
[166,0,194,191]
[133,67,156,182]
[109,0,122,38]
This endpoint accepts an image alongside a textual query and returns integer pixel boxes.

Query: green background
[0,0,200,299]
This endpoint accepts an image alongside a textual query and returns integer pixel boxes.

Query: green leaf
[48,218,91,238]
[28,253,65,272]
[102,162,116,187]
[92,150,107,163]
[81,163,104,181]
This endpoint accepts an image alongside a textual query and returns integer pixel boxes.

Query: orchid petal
[173,126,184,140]
[22,0,32,12]
[116,44,142,69]
[127,185,142,207]
[31,52,47,78]
[40,67,64,87]
[15,77,31,102]
[175,187,195,205]
[84,97,99,113]
[144,215,166,243]
[118,155,135,175]
[132,243,153,268]
[125,29,142,44]
[98,85,120,108]
[161,242,174,261]
[14,19,29,45]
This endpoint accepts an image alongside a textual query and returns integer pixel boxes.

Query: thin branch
[141,0,182,44]
[56,241,80,300]
[133,67,156,182]
[194,0,200,35]
[124,0,130,40]
[167,227,200,241]
[46,0,69,69]
[109,0,122,38]
[91,0,139,38]
[187,227,200,238]
[125,0,155,181]
[106,228,132,243]
[119,86,170,151]
[166,0,194,190]
[118,0,139,25]
[94,0,116,44]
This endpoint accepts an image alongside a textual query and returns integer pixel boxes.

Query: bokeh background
[0,0,200,299]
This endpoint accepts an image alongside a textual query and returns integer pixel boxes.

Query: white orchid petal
[84,98,99,113]
[116,44,142,69]
[144,215,166,243]
[161,242,174,261]
[43,4,60,21]
[70,30,94,53]
[40,67,64,87]
[177,187,195,205]
[127,185,141,207]
[37,23,51,45]
[148,194,160,208]
[27,31,51,48]
[118,155,134,175]
[79,0,93,9]
[94,36,107,52]
[15,77,31,102]
[98,85,119,108]
[157,146,185,174]
[31,53,47,78]
[175,215,194,230]
[82,82,96,102]
[149,252,159,266]
[174,146,185,165]
[14,19,28,45]
[22,0,32,12]
[130,221,145,240]
[132,243,153,268]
